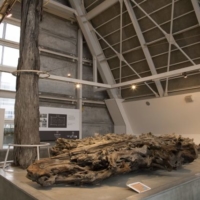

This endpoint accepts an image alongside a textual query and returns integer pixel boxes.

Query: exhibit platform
[0,157,200,200]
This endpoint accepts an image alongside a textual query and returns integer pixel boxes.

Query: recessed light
[76,83,80,88]
[131,85,136,90]
[6,13,12,18]
[182,72,187,78]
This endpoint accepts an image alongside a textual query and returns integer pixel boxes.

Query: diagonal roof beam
[86,0,118,21]
[191,0,200,25]
[124,0,164,97]
[0,0,17,23]
[69,0,119,99]
[70,0,134,134]
[165,0,175,96]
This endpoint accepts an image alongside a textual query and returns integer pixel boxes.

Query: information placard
[39,107,80,141]
[127,182,151,193]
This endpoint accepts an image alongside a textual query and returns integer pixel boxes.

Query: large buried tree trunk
[14,0,43,169]
[27,133,198,186]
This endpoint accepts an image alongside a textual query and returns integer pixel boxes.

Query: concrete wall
[123,91,200,144]
[8,3,114,138]
[38,12,113,137]
[82,106,113,138]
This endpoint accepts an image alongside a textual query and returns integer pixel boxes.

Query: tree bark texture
[27,133,198,186]
[14,0,43,169]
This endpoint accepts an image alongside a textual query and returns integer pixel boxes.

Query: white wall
[105,99,133,134]
[123,92,200,144]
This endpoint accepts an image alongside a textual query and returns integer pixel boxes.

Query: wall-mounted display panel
[39,107,80,141]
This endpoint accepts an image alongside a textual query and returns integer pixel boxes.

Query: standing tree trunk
[14,0,43,169]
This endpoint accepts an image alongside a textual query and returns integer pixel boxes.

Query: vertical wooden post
[13,0,43,168]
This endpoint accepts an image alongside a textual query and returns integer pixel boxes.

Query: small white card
[127,182,151,193]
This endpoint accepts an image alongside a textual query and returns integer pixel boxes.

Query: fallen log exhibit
[27,133,198,187]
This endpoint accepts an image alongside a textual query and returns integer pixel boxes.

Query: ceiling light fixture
[6,13,12,18]
[131,85,136,90]
[182,72,187,78]
[6,7,12,18]
[67,73,71,77]
[76,83,80,89]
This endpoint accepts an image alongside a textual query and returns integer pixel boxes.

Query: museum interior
[0,0,200,199]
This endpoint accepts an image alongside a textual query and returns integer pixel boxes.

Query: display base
[0,157,200,200]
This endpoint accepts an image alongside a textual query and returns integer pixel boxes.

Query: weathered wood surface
[14,0,43,169]
[27,133,198,186]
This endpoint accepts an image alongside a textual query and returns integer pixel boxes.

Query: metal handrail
[3,142,50,171]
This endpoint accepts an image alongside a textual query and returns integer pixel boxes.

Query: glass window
[0,98,15,119]
[4,122,14,146]
[0,72,16,91]
[0,98,15,146]
[0,45,2,63]
[0,23,4,38]
[5,23,20,43]
[2,46,19,67]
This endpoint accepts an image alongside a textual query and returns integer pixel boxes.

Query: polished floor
[0,157,200,200]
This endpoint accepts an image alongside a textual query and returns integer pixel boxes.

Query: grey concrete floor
[0,157,200,200]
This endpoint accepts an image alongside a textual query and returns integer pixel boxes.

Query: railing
[3,142,50,171]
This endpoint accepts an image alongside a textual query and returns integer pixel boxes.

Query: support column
[77,29,83,139]
[93,55,97,91]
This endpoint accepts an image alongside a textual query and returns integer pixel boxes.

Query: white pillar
[0,108,5,149]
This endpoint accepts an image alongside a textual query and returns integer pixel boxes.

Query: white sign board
[39,107,80,140]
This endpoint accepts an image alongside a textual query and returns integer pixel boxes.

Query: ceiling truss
[1,0,200,100]
[82,0,200,99]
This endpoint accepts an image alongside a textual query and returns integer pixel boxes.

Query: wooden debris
[27,133,198,186]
